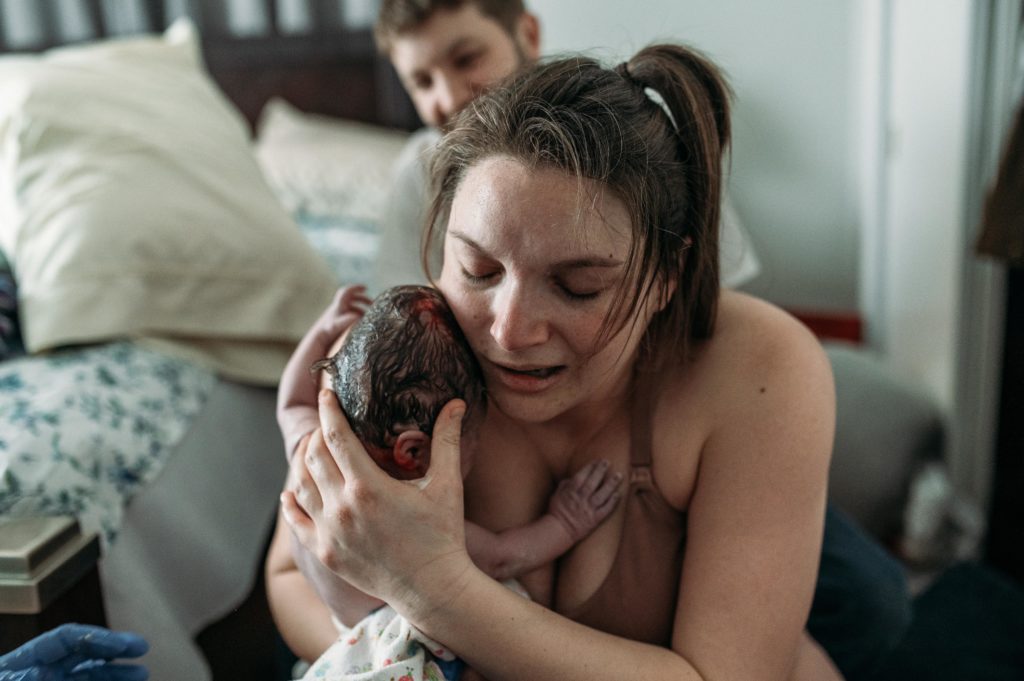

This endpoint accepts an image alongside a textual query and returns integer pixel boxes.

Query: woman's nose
[489,286,549,351]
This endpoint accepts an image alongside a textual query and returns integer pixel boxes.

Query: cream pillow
[255,98,410,222]
[0,20,338,384]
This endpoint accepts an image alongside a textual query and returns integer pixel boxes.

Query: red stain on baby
[411,295,452,337]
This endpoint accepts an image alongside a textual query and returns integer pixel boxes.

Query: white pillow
[254,98,410,222]
[0,20,338,385]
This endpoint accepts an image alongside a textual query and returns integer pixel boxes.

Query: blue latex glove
[0,624,148,681]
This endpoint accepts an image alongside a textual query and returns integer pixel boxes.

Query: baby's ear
[393,430,432,472]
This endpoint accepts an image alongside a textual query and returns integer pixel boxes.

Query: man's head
[376,1,541,128]
[316,285,486,480]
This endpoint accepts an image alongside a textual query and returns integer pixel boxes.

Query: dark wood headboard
[0,0,422,131]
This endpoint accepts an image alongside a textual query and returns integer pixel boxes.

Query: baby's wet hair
[314,285,486,453]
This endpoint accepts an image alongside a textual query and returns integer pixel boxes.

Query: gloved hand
[0,624,148,681]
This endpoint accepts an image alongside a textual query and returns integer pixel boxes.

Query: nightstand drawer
[0,517,107,652]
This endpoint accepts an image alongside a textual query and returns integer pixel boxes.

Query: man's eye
[453,51,482,69]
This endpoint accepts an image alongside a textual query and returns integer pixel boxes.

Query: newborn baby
[277,285,622,680]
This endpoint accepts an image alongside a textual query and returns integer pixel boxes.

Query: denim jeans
[808,503,912,680]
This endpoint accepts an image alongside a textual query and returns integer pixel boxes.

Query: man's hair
[375,0,526,52]
[316,285,485,452]
[424,44,732,374]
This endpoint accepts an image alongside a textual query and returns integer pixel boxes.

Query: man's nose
[434,75,473,125]
[490,285,549,351]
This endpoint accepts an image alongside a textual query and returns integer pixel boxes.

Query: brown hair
[424,44,731,373]
[375,0,527,52]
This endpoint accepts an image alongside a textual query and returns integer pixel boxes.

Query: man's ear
[515,12,541,61]
[393,430,432,471]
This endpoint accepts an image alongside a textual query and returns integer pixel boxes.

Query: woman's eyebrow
[449,231,623,269]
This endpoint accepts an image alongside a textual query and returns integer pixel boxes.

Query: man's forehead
[389,4,507,72]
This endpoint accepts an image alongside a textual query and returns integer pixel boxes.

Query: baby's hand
[315,285,372,343]
[548,460,622,543]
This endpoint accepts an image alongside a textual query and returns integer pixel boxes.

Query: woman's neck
[492,368,638,477]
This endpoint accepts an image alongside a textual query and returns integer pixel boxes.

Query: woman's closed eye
[555,271,617,302]
[460,265,499,285]
[556,281,602,301]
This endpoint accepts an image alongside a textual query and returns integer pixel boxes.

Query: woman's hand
[281,390,476,621]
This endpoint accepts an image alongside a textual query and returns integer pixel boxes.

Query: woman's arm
[265,510,342,662]
[665,299,837,679]
[265,434,385,662]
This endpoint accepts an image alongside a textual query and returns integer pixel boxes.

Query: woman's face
[438,156,662,424]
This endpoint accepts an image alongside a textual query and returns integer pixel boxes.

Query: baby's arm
[277,285,371,459]
[465,460,622,582]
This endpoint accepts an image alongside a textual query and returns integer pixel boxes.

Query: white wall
[532,0,974,411]
[532,0,863,311]
[882,0,971,409]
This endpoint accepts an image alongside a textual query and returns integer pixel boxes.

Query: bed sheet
[100,378,287,681]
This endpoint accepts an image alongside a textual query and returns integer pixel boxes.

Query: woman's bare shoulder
[654,291,834,459]
[694,291,830,391]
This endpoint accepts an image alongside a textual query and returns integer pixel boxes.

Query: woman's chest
[464,409,703,613]
[552,421,701,617]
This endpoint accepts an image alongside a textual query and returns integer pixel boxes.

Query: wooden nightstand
[0,516,106,652]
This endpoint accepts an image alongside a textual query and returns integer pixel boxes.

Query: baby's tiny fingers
[577,459,611,496]
[338,285,370,308]
[594,492,621,520]
[590,471,623,507]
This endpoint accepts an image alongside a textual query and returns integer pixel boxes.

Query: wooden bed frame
[0,0,421,131]
[1,2,420,679]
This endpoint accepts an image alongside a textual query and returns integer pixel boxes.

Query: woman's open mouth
[490,362,566,391]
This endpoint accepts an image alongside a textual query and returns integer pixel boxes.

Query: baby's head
[316,285,486,480]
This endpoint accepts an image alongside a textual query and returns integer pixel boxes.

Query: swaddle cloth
[302,580,529,681]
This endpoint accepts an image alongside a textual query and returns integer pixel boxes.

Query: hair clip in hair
[643,86,679,134]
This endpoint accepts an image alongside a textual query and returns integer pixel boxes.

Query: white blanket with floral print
[0,341,214,549]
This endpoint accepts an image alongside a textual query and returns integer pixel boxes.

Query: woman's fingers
[423,399,466,486]
[280,490,315,541]
[303,428,346,500]
[317,390,386,483]
[289,438,324,516]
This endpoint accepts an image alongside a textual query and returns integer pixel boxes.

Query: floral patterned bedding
[0,342,215,548]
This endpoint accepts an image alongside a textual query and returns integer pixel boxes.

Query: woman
[275,44,898,680]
